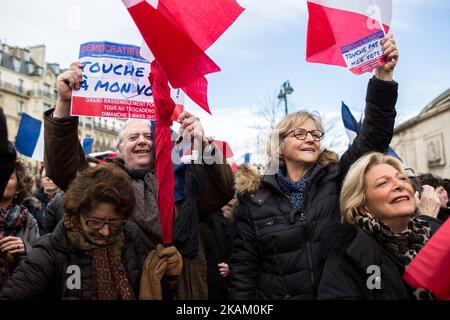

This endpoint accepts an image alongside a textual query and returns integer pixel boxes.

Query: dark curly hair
[62,163,135,218]
[417,173,443,189]
[13,159,33,205]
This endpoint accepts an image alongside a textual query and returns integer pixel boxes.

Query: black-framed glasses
[82,214,127,231]
[404,167,421,192]
[284,128,324,141]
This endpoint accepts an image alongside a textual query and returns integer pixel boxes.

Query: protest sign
[71,41,184,120]
[340,31,386,75]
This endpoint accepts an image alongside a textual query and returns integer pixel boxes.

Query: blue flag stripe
[341,102,403,162]
[83,138,94,155]
[15,113,41,157]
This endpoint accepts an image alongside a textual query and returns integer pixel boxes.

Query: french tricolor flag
[15,113,94,162]
[341,101,402,161]
[307,0,392,74]
[15,113,45,162]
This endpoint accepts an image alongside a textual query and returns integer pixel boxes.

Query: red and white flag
[122,0,244,113]
[306,0,392,75]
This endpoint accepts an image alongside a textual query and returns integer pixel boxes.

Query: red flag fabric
[403,219,450,300]
[171,104,184,122]
[210,140,234,159]
[123,0,244,113]
[149,60,176,244]
[183,139,234,160]
[306,0,392,74]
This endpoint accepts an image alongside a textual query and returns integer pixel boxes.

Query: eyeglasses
[404,167,421,192]
[82,214,127,232]
[284,128,324,141]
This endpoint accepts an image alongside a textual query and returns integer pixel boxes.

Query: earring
[363,210,374,219]
[354,207,373,219]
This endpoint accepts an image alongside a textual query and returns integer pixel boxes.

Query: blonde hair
[266,111,323,169]
[340,152,409,224]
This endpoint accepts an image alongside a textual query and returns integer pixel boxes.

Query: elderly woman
[229,34,399,300]
[0,163,140,299]
[318,152,435,300]
[0,159,39,288]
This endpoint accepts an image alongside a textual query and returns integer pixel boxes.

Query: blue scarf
[276,169,311,210]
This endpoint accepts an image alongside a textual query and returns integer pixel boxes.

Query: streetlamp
[277,81,294,115]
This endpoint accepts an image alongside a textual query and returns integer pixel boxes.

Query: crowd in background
[0,34,449,300]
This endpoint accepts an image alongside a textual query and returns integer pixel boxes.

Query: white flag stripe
[140,39,155,63]
[308,0,392,26]
[31,122,45,162]
[122,0,158,9]
[345,128,357,143]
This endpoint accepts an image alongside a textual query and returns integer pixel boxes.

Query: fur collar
[235,149,339,196]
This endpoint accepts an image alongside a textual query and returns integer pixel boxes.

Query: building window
[43,103,51,111]
[17,100,24,115]
[13,58,21,72]
[85,123,92,130]
[17,79,24,94]
[44,83,51,98]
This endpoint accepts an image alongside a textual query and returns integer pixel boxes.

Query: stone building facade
[391,89,450,178]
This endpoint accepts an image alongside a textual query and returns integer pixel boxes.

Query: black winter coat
[228,77,398,300]
[318,225,413,300]
[0,220,142,300]
[199,211,235,300]
[42,192,65,235]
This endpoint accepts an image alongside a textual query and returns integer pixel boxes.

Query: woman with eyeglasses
[0,163,140,300]
[229,34,400,300]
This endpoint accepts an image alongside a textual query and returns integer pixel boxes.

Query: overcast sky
[1,0,449,161]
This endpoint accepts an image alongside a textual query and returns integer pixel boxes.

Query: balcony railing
[31,89,58,101]
[0,80,31,97]
[94,123,119,133]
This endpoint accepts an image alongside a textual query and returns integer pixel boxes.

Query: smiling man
[118,119,155,170]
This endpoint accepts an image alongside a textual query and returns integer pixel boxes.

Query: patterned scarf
[0,205,28,287]
[276,168,311,210]
[63,214,135,300]
[0,205,28,237]
[354,214,433,299]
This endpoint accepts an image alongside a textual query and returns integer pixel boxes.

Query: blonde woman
[229,35,400,300]
[318,152,434,300]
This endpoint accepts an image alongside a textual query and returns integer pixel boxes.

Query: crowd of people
[0,34,449,300]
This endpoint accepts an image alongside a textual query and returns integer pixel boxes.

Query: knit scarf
[0,205,28,287]
[276,168,311,210]
[63,214,135,300]
[354,214,433,299]
[0,205,27,238]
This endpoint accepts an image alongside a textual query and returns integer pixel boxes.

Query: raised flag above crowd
[122,0,244,113]
[306,0,392,74]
